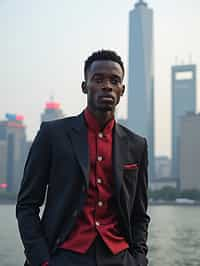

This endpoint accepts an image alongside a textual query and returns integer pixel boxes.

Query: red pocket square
[123,163,139,169]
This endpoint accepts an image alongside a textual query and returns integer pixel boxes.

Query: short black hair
[84,50,124,79]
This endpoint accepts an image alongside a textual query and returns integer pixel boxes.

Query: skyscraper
[0,114,27,194]
[0,124,7,187]
[171,64,196,182]
[128,0,154,180]
[179,112,200,190]
[41,97,64,122]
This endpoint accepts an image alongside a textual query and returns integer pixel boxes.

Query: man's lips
[98,95,115,103]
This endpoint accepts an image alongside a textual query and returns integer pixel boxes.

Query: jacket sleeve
[16,122,51,266]
[131,138,150,266]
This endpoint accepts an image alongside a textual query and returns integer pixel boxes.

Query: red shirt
[60,109,129,254]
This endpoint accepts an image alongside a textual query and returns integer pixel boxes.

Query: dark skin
[82,60,125,130]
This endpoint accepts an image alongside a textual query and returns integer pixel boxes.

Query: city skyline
[0,0,200,157]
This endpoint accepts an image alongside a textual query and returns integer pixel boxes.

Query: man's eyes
[93,77,121,85]
[111,78,120,85]
[94,77,103,83]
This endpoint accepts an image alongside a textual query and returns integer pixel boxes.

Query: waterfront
[0,205,200,266]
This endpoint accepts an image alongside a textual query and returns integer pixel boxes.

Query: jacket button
[56,238,61,245]
[72,210,78,217]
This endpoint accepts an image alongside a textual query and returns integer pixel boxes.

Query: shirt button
[97,178,102,184]
[72,210,78,217]
[95,221,100,226]
[98,132,103,138]
[98,201,103,207]
[97,156,103,161]
[56,238,61,245]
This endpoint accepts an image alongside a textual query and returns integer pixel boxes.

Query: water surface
[0,205,199,266]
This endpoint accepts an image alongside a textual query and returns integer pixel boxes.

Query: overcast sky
[0,0,200,157]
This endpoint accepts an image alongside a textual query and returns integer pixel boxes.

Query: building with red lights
[41,99,64,122]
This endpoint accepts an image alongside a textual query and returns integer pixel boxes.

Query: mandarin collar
[84,108,115,135]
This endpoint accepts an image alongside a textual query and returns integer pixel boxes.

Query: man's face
[83,60,125,113]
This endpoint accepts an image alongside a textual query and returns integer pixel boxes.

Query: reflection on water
[0,205,199,266]
[148,206,200,266]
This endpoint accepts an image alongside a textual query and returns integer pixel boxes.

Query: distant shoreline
[149,201,200,206]
[0,199,200,206]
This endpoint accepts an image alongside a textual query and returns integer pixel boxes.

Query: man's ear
[81,81,88,94]
[121,85,125,96]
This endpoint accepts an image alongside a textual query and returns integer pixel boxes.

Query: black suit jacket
[16,112,150,266]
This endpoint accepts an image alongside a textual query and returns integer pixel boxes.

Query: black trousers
[50,235,136,266]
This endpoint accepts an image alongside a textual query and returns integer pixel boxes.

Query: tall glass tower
[128,0,155,180]
[171,64,196,184]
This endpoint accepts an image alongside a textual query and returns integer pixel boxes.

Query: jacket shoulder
[117,123,146,145]
[41,115,80,130]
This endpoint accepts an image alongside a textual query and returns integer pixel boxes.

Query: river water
[0,205,200,266]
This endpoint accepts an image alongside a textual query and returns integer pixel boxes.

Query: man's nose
[102,79,112,91]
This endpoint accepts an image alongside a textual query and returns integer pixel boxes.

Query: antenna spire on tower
[135,0,147,8]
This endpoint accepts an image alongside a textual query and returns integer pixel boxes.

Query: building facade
[171,64,196,182]
[41,98,64,122]
[0,126,7,185]
[0,114,27,194]
[155,156,171,179]
[179,113,200,190]
[127,0,155,180]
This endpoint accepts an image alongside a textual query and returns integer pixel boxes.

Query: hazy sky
[0,0,200,157]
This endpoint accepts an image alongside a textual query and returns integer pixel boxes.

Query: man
[16,50,150,266]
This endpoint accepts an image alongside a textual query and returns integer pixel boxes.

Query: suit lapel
[67,113,90,188]
[113,123,128,197]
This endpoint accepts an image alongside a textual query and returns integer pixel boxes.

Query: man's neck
[87,107,114,130]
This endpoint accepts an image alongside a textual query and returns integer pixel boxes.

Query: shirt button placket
[96,132,103,231]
